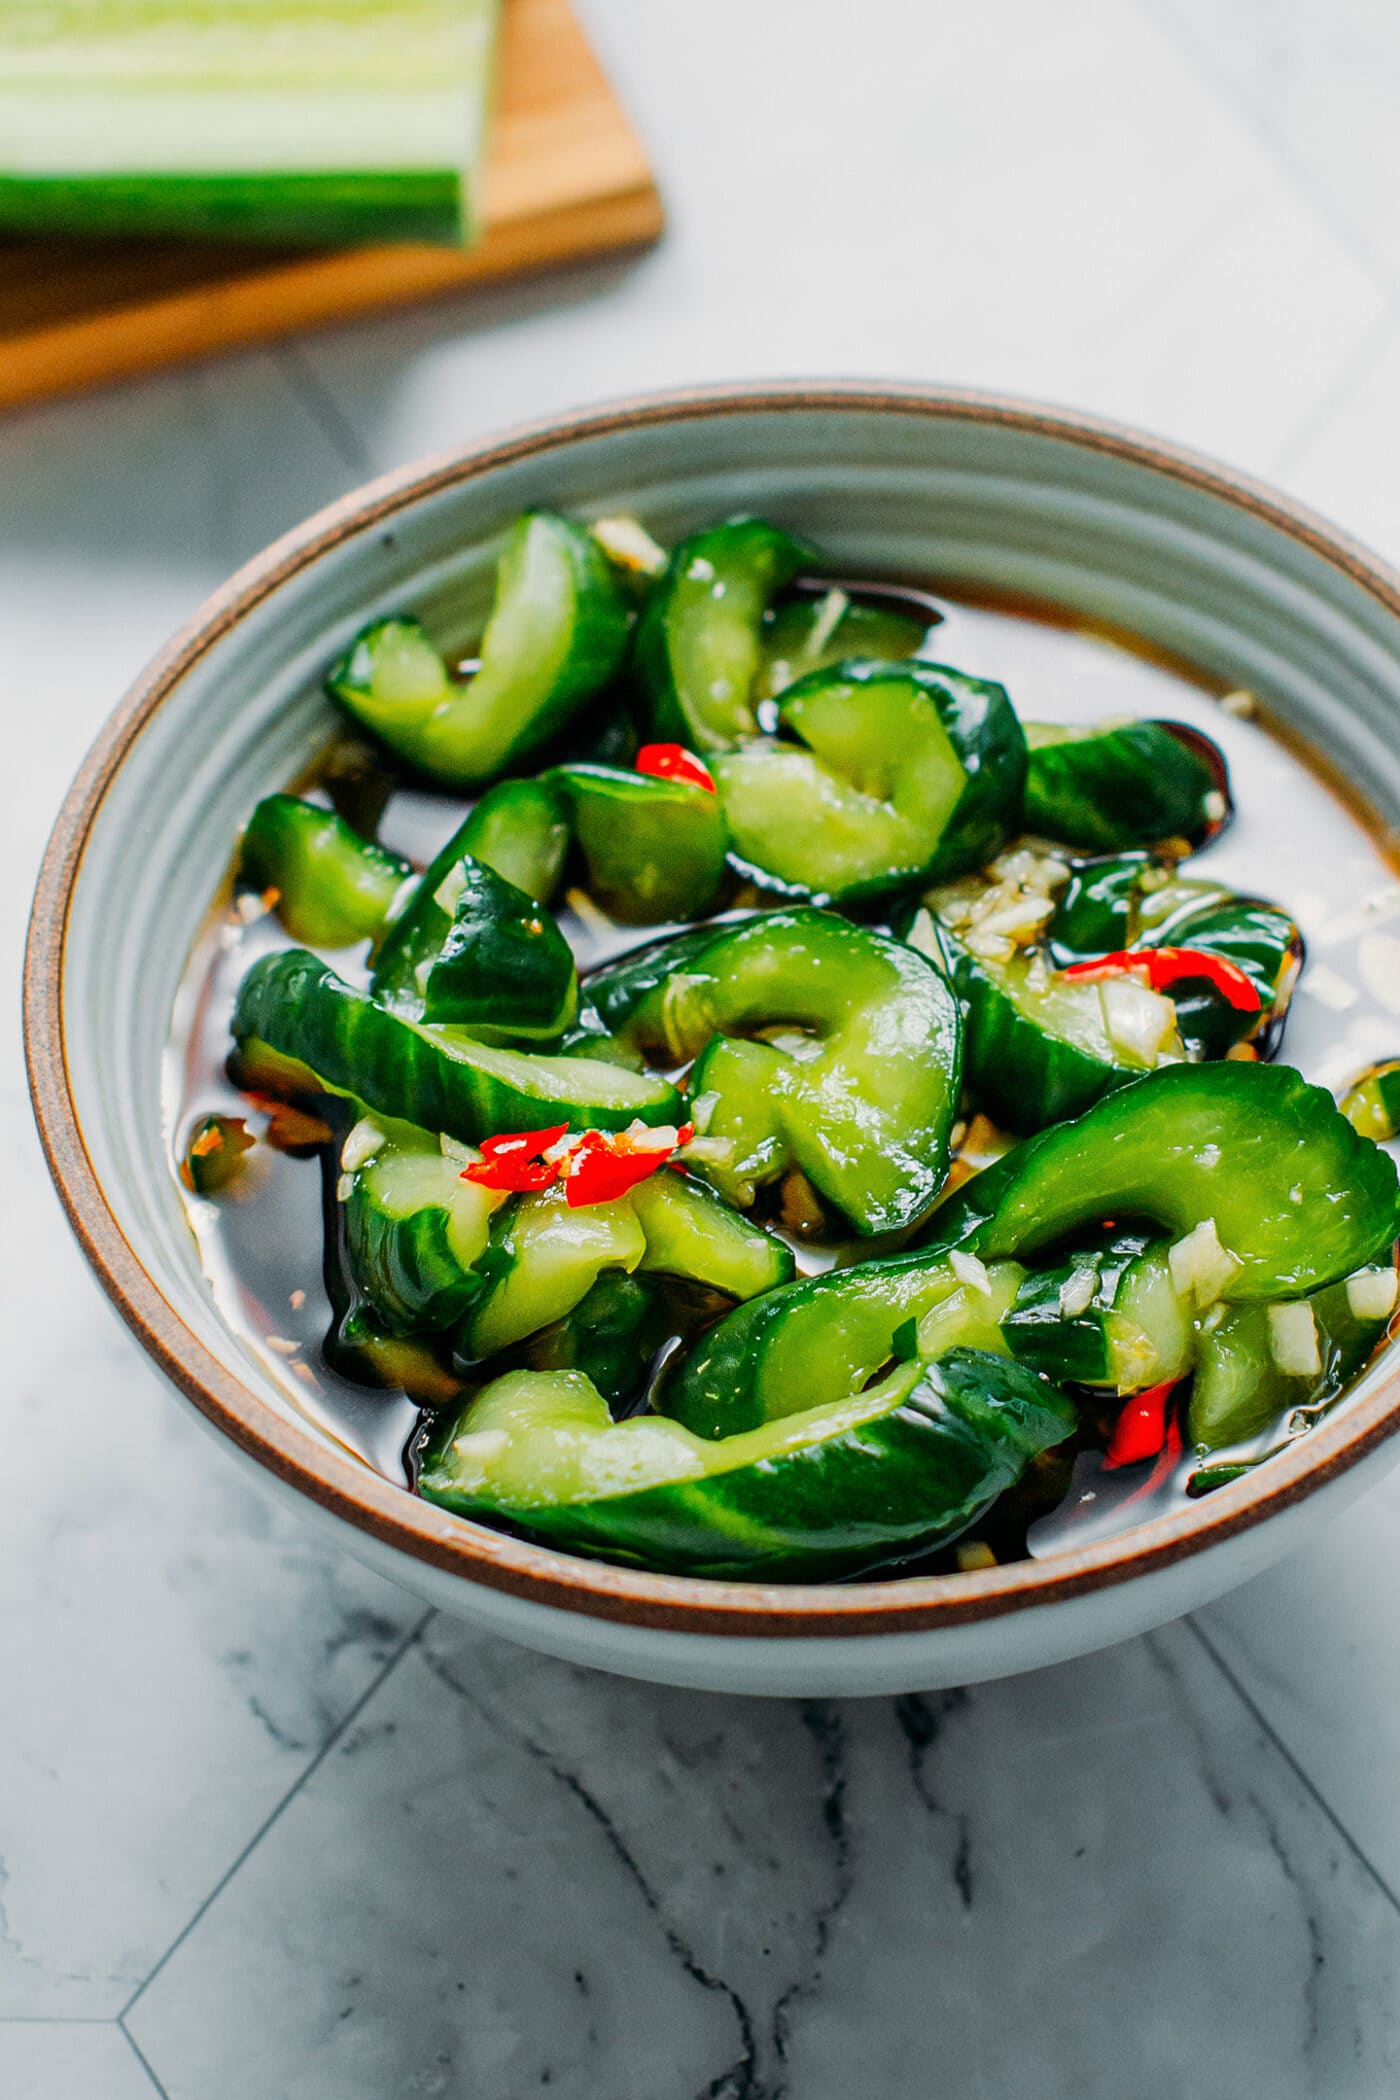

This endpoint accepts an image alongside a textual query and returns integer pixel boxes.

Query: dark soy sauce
[165,589,1400,1566]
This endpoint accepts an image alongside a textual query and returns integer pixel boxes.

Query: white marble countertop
[7,3,1400,2094]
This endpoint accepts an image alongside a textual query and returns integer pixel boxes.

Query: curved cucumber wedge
[418,858,577,1041]
[326,512,631,787]
[1023,719,1225,851]
[1343,1063,1400,1143]
[713,658,1026,904]
[1189,1273,1394,1452]
[633,517,817,750]
[661,1249,1024,1438]
[342,1116,501,1334]
[620,910,963,1235]
[239,794,411,948]
[927,918,1182,1132]
[935,1062,1400,1300]
[371,779,570,1011]
[418,1351,1076,1582]
[552,763,728,924]
[757,592,929,701]
[1001,1237,1192,1392]
[232,948,682,1142]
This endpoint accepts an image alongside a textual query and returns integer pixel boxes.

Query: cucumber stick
[0,1,500,248]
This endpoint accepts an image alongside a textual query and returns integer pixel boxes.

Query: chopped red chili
[462,1120,695,1203]
[1104,1378,1178,1469]
[562,1121,695,1208]
[634,743,717,794]
[1063,946,1260,1013]
[461,1123,570,1193]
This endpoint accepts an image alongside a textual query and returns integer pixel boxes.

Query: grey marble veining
[8,1,1400,2092]
[121,1618,1400,2100]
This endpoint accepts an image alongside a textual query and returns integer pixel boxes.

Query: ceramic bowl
[26,382,1400,1696]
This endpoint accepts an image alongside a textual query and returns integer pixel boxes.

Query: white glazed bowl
[26,383,1400,1695]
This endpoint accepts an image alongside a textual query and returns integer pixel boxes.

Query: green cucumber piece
[578,926,721,1038]
[620,910,963,1235]
[371,778,569,1010]
[628,1170,796,1299]
[341,1116,500,1334]
[927,919,1182,1133]
[460,1187,647,1361]
[239,795,411,949]
[757,592,929,700]
[1023,719,1225,851]
[1046,852,1156,963]
[1001,1238,1192,1392]
[515,1273,713,1409]
[1343,1063,1400,1143]
[0,0,499,248]
[1046,855,1303,1060]
[551,764,728,925]
[713,659,1025,904]
[418,1350,1075,1582]
[1189,1271,1395,1452]
[633,518,817,750]
[661,1249,1025,1438]
[232,948,682,1143]
[1135,880,1303,1060]
[940,1062,1400,1300]
[327,513,631,787]
[419,858,577,1041]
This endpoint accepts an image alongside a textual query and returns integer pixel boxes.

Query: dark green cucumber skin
[515,1274,724,1409]
[420,1349,1076,1582]
[933,921,1137,1132]
[239,795,411,948]
[1001,1233,1154,1384]
[923,1061,1400,1300]
[372,779,569,1010]
[1023,719,1224,851]
[759,594,929,696]
[1138,890,1303,1061]
[619,909,963,1237]
[420,858,578,1039]
[659,1247,953,1438]
[344,1191,484,1336]
[1047,853,1155,963]
[231,948,682,1141]
[551,763,728,924]
[633,517,818,749]
[1048,854,1303,1061]
[578,926,724,1038]
[779,657,1028,900]
[327,514,632,787]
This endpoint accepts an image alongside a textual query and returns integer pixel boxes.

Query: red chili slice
[562,1122,696,1208]
[634,743,717,794]
[462,1123,570,1193]
[1104,1378,1179,1469]
[1063,946,1261,1013]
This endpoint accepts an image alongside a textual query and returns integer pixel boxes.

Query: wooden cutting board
[0,0,662,414]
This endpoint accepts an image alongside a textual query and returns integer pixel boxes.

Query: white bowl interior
[62,397,1400,1545]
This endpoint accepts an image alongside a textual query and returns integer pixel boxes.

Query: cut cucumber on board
[0,0,502,247]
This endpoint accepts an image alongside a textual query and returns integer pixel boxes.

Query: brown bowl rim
[24,378,1400,1640]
